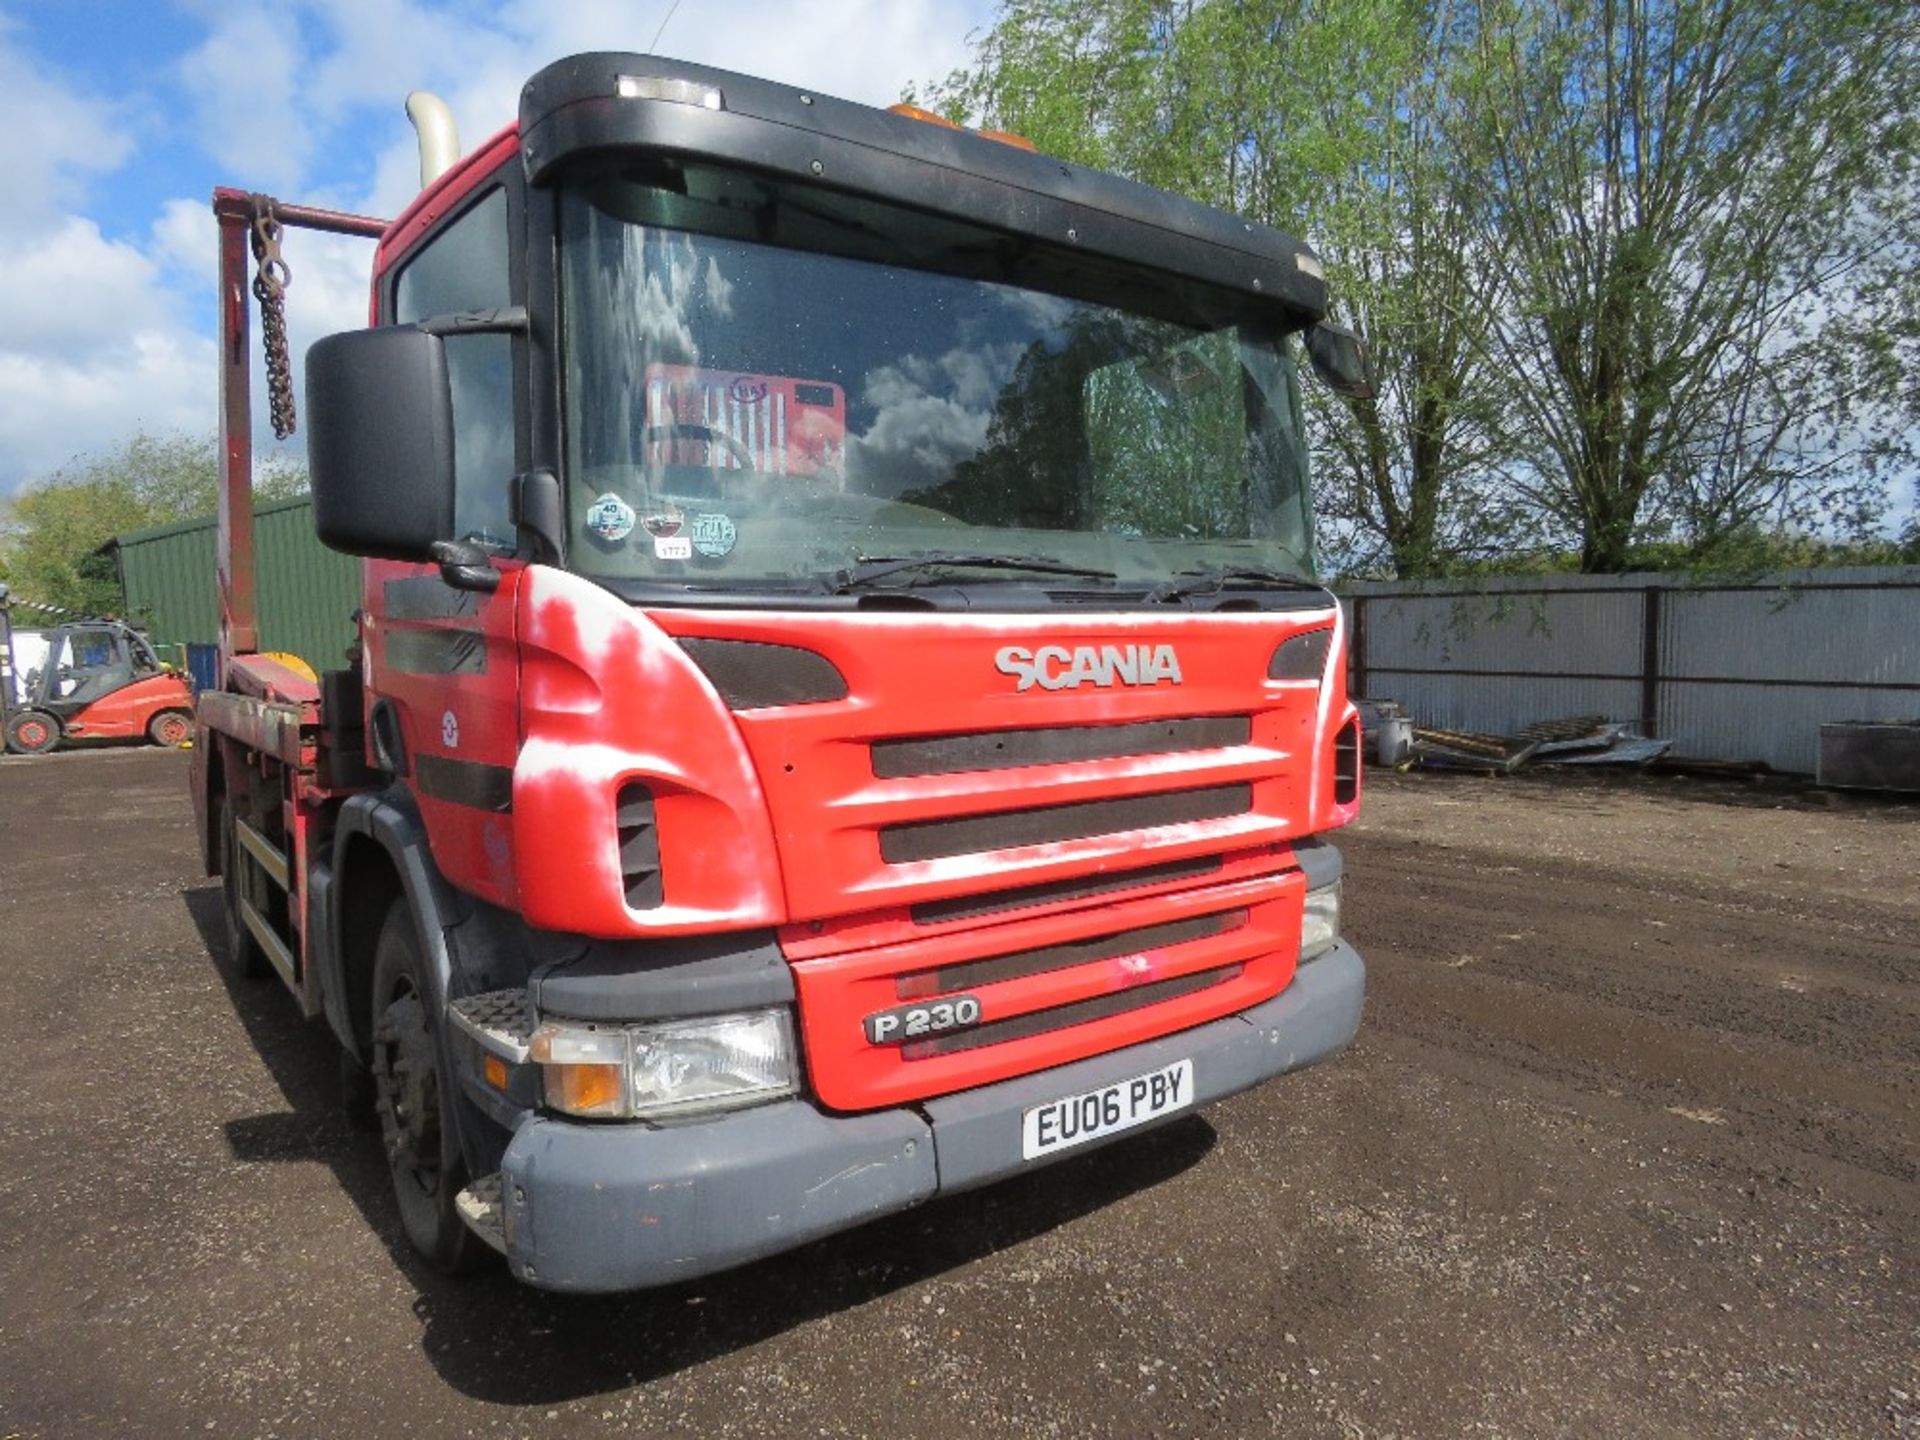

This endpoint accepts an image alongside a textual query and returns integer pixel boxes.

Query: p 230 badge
[863,994,983,1046]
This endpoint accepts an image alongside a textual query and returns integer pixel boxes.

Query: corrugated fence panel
[1348,586,1646,735]
[118,523,218,652]
[1346,568,1920,774]
[115,496,361,672]
[1655,583,1920,772]
[254,499,360,670]
[1659,681,1919,775]
[1357,588,1643,678]
[1661,585,1920,686]
[1368,673,1642,737]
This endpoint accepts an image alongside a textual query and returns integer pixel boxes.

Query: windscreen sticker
[641,507,685,539]
[654,534,694,561]
[586,492,636,542]
[691,512,737,558]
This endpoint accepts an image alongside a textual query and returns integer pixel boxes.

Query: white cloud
[0,211,218,487]
[176,7,314,193]
[0,25,209,492]
[0,331,215,487]
[0,17,131,242]
[0,218,174,352]
[848,343,1017,494]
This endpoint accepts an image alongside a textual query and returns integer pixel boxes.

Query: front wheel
[148,709,193,748]
[369,900,485,1274]
[4,710,61,755]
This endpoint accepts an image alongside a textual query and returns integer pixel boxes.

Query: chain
[250,201,297,439]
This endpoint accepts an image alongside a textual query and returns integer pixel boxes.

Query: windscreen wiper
[1146,566,1329,602]
[833,551,1118,592]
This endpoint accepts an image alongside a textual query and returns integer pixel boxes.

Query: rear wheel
[4,710,60,755]
[148,710,193,748]
[369,901,484,1274]
[216,798,271,979]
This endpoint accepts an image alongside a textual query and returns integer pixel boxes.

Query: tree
[1469,0,1919,571]
[924,0,1918,576]
[0,432,306,616]
[920,0,1535,577]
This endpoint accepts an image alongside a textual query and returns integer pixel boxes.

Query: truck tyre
[369,900,484,1275]
[217,799,271,980]
[148,710,193,748]
[4,710,61,755]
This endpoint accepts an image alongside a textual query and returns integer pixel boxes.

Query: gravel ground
[0,748,1914,1439]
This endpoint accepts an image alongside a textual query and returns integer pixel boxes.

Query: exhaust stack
[406,91,460,189]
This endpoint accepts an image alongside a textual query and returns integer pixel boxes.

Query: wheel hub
[373,990,441,1190]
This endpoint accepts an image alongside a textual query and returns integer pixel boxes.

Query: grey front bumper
[496,942,1364,1292]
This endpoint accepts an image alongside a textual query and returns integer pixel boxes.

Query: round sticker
[641,507,685,538]
[586,492,636,542]
[691,512,737,558]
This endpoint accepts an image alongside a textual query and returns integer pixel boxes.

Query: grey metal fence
[1342,567,1920,773]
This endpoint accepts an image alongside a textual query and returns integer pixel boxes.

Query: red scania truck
[193,54,1371,1293]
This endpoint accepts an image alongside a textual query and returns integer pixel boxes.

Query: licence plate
[1021,1058,1194,1161]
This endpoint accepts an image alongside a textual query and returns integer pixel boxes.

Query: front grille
[896,910,1245,999]
[879,783,1253,864]
[908,854,1224,926]
[901,964,1243,1059]
[872,716,1251,779]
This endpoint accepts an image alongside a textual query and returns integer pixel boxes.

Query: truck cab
[201,54,1367,1293]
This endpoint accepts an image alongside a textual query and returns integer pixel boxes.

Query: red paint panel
[511,568,785,935]
[365,558,525,907]
[779,841,1294,961]
[227,653,321,705]
[646,606,1351,924]
[62,673,193,739]
[792,866,1306,1110]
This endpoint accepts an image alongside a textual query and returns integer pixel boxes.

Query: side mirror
[306,326,455,560]
[1306,322,1376,400]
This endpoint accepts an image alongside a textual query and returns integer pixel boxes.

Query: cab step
[447,988,534,1063]
[455,1173,508,1255]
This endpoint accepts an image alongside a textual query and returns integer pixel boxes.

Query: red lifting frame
[212,188,388,682]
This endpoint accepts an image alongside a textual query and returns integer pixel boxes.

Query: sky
[0,0,995,498]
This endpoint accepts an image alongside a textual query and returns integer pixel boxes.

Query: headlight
[1300,882,1341,961]
[530,1008,799,1120]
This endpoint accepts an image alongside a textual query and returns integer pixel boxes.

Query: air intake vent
[676,638,849,709]
[1269,627,1333,681]
[909,854,1224,926]
[901,964,1243,1059]
[1334,718,1360,805]
[897,909,1245,999]
[880,784,1252,864]
[873,716,1250,779]
[615,782,663,909]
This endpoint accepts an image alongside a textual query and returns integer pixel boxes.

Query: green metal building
[105,495,360,671]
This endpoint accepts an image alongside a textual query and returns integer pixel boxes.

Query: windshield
[558,162,1316,592]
